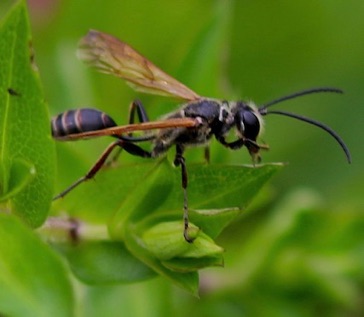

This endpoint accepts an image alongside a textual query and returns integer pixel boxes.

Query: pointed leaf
[124,227,199,296]
[108,160,282,239]
[0,0,56,226]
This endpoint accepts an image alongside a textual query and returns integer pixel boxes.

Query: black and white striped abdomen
[51,108,117,138]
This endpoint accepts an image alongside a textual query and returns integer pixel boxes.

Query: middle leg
[173,144,194,243]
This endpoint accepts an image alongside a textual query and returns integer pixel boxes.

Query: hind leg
[108,99,151,164]
[53,139,152,200]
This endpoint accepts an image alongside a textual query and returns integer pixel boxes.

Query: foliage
[0,0,55,226]
[0,0,363,316]
[0,214,74,317]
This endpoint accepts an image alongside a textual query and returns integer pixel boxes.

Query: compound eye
[242,111,260,140]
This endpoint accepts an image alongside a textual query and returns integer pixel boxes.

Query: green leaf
[109,160,282,239]
[141,221,224,272]
[162,255,223,273]
[58,160,281,227]
[60,240,156,285]
[144,223,225,273]
[54,159,281,294]
[53,161,157,223]
[0,0,56,226]
[0,214,74,317]
[124,227,200,296]
[77,159,278,294]
[0,158,35,201]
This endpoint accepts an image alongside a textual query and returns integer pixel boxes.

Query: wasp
[52,30,351,242]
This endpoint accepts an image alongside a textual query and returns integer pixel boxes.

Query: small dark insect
[52,30,351,242]
[7,88,20,96]
[29,40,38,72]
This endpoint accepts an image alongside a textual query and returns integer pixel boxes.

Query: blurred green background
[2,0,363,316]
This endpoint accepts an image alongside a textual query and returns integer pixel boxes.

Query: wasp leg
[216,136,245,150]
[53,140,152,200]
[128,99,150,126]
[109,100,151,165]
[217,135,268,151]
[173,144,194,243]
[216,136,268,163]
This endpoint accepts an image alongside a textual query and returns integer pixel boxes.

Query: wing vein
[77,30,200,101]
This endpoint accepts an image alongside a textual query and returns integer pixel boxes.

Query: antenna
[258,88,351,163]
[261,87,343,109]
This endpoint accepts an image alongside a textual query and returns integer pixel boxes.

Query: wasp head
[232,102,265,162]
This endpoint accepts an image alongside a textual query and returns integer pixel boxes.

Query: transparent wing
[77,30,200,101]
[54,117,199,141]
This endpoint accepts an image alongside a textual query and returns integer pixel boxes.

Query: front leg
[216,135,268,163]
